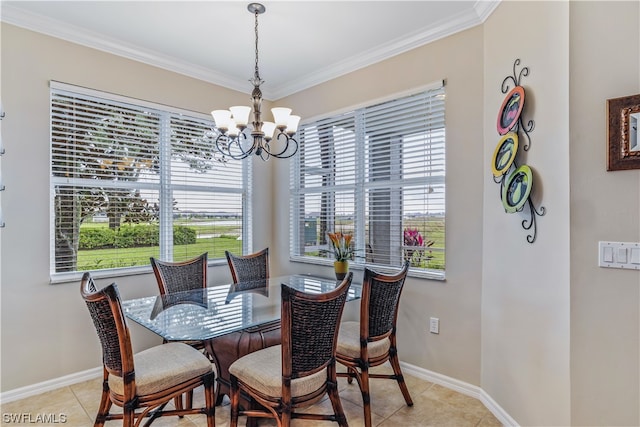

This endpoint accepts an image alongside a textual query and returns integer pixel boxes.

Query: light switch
[599,241,640,270]
[603,246,614,263]
[617,247,628,263]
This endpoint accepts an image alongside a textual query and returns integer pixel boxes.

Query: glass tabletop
[122,274,361,341]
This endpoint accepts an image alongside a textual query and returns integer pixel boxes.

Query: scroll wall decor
[492,59,545,243]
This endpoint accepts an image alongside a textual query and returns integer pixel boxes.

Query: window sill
[288,256,445,281]
[49,258,229,284]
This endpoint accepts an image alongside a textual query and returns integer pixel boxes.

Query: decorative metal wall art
[492,59,545,243]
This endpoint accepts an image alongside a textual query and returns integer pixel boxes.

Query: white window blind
[50,82,251,279]
[290,83,445,278]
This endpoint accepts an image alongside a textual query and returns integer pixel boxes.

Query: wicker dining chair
[150,252,210,411]
[210,248,275,407]
[150,252,208,296]
[228,272,353,427]
[225,248,269,283]
[336,261,413,427]
[80,272,216,427]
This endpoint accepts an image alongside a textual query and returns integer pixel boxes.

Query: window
[50,82,251,280]
[290,82,445,279]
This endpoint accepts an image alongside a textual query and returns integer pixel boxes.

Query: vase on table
[334,260,349,280]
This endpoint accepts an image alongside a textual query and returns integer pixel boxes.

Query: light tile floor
[1,365,502,426]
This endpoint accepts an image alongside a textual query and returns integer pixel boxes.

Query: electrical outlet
[429,317,439,334]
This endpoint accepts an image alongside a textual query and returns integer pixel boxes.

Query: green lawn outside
[82,219,240,237]
[77,218,445,271]
[77,219,243,270]
[77,236,242,270]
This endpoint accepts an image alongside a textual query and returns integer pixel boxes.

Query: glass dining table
[122,274,361,406]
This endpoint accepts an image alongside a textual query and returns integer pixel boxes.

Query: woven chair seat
[109,342,213,396]
[229,345,327,398]
[337,321,391,359]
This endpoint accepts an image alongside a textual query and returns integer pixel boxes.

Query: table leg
[204,320,281,408]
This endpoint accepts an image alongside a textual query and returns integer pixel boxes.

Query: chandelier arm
[262,133,299,159]
[232,132,255,158]
[216,134,254,160]
[262,136,287,157]
[215,135,232,157]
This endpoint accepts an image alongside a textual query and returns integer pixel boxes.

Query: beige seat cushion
[229,345,327,398]
[336,321,391,359]
[109,342,212,396]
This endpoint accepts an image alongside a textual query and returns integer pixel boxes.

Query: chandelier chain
[254,9,260,82]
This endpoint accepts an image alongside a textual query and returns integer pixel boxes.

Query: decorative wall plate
[491,132,519,177]
[497,86,525,135]
[502,165,532,213]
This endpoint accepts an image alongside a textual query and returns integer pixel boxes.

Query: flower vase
[334,260,349,280]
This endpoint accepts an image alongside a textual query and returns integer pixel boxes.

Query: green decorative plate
[502,165,532,213]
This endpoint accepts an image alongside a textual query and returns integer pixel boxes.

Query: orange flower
[327,232,355,261]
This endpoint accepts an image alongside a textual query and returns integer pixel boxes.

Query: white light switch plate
[599,241,640,270]
[429,317,439,334]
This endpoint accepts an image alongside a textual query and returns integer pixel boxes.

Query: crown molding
[1,1,500,100]
[474,0,501,22]
[0,4,250,93]
[269,1,501,99]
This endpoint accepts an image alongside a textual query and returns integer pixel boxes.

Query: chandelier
[211,3,300,161]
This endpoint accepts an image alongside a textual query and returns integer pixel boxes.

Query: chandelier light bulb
[286,115,301,135]
[211,110,231,132]
[271,107,292,129]
[262,121,276,141]
[230,106,251,128]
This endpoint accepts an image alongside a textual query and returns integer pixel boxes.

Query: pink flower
[403,228,424,247]
[403,227,434,266]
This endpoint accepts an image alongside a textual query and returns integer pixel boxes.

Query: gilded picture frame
[607,93,640,171]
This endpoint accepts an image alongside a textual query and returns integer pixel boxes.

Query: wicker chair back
[366,265,408,339]
[150,252,208,295]
[225,248,269,283]
[283,272,352,378]
[80,273,131,377]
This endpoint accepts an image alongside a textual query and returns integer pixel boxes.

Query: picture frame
[607,93,640,171]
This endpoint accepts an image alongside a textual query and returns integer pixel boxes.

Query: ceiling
[1,1,498,100]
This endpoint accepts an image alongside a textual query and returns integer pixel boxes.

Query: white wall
[482,2,571,425]
[569,1,640,425]
[275,24,486,386]
[0,23,273,390]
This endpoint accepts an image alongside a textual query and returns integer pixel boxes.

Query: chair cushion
[109,342,212,396]
[229,345,327,398]
[336,321,391,359]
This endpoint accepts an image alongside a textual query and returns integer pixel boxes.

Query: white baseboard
[401,362,520,427]
[0,366,102,404]
[1,361,518,427]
